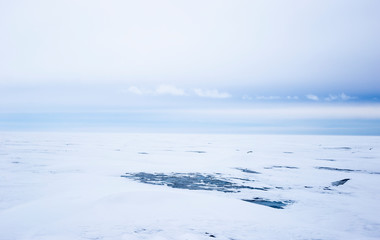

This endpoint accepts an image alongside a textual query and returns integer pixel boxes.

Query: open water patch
[121,172,298,208]
[332,178,350,186]
[235,168,261,174]
[121,172,267,193]
[242,198,294,209]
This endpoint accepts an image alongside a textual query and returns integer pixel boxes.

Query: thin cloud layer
[243,95,300,101]
[125,87,363,103]
[325,93,357,101]
[193,89,231,99]
[156,85,186,96]
[286,96,299,100]
[256,96,281,100]
[127,86,145,95]
[242,94,359,102]
[0,0,379,97]
[126,85,186,96]
[306,94,319,101]
[126,85,231,99]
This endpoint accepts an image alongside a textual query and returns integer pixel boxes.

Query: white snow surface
[0,132,379,240]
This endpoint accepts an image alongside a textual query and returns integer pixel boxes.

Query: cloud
[286,96,299,100]
[246,95,298,101]
[242,95,252,100]
[127,86,146,95]
[306,94,319,101]
[127,85,232,98]
[193,89,231,99]
[155,85,186,96]
[126,85,185,96]
[325,93,357,101]
[256,96,281,100]
[340,93,356,101]
[324,94,338,101]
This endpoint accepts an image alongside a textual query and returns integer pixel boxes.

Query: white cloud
[155,85,186,96]
[127,85,231,98]
[244,95,299,101]
[340,93,356,101]
[126,85,185,96]
[286,96,299,100]
[325,93,357,101]
[242,95,252,100]
[256,96,281,100]
[127,86,145,95]
[306,94,319,101]
[325,94,339,101]
[194,89,231,98]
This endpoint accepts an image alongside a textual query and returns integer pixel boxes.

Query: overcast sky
[1,0,379,134]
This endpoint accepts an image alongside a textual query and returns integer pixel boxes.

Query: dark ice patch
[121,172,269,193]
[250,187,270,191]
[247,151,253,154]
[316,167,358,173]
[323,147,352,150]
[236,168,261,174]
[332,178,350,186]
[205,232,216,238]
[316,158,336,162]
[283,152,293,154]
[265,166,299,169]
[138,152,149,155]
[186,151,207,154]
[315,166,380,174]
[242,197,293,209]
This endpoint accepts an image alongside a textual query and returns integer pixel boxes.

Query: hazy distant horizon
[1,0,379,135]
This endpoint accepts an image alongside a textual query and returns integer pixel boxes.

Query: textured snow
[0,132,379,240]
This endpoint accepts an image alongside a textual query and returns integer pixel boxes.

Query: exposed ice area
[235,168,261,174]
[121,172,271,194]
[242,198,294,209]
[331,178,350,186]
[0,132,379,240]
[323,147,352,150]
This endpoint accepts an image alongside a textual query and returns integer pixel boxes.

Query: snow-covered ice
[0,132,379,240]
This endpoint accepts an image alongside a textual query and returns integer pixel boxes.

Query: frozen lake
[0,132,379,240]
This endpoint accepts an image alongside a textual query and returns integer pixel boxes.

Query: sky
[0,0,380,134]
